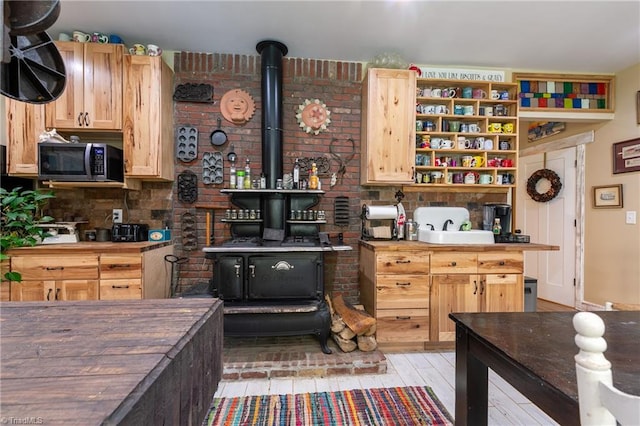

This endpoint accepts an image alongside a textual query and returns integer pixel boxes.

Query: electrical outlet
[112,209,123,224]
[626,211,637,225]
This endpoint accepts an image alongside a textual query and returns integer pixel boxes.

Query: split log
[332,334,357,352]
[331,315,346,333]
[357,335,377,352]
[325,294,335,316]
[331,293,375,335]
[338,326,356,340]
[363,323,376,336]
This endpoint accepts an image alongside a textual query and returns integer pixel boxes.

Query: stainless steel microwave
[38,142,124,182]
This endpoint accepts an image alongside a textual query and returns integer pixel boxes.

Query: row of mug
[417,103,510,117]
[416,154,514,168]
[419,136,512,150]
[418,121,515,134]
[60,31,123,44]
[129,43,163,56]
[420,87,511,101]
[416,171,515,185]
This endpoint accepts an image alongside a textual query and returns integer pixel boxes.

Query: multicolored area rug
[206,386,453,425]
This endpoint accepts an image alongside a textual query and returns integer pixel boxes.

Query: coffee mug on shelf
[424,105,437,114]
[479,174,494,184]
[129,44,147,55]
[435,104,449,114]
[495,174,505,185]
[424,121,435,131]
[432,171,444,184]
[454,105,464,115]
[440,139,455,149]
[472,138,484,150]
[461,87,473,98]
[468,123,481,133]
[430,138,443,149]
[458,137,472,149]
[495,104,508,116]
[460,123,469,133]
[422,87,433,97]
[502,123,514,133]
[462,105,474,115]
[147,44,163,56]
[488,122,503,133]
[439,156,452,166]
[464,171,479,184]
[483,138,494,150]
[500,158,514,167]
[109,34,124,44]
[446,173,453,184]
[448,121,461,132]
[472,156,485,167]
[484,106,494,116]
[461,155,473,167]
[442,88,456,98]
[58,32,71,41]
[500,90,510,100]
[453,172,464,184]
[422,173,431,183]
[501,173,515,184]
[431,88,442,98]
[416,121,424,131]
[499,140,511,150]
[487,157,502,167]
[490,89,501,100]
[472,88,487,99]
[91,32,108,43]
[73,30,91,42]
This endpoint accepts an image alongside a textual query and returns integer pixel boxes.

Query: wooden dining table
[449,311,640,426]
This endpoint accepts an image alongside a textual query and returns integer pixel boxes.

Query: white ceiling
[49,0,640,74]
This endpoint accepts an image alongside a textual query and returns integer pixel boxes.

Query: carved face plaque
[296,99,331,135]
[220,89,255,124]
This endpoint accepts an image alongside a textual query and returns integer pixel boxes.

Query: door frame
[519,130,594,309]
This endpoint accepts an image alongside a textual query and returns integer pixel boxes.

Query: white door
[516,147,576,307]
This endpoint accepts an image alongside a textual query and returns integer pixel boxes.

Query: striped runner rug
[205,386,453,425]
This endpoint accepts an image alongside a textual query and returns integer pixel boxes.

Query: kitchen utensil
[210,117,228,146]
[96,227,111,242]
[176,126,198,162]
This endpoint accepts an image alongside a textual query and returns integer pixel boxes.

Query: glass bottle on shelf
[308,162,318,190]
[236,170,245,190]
[244,158,251,189]
[492,218,502,235]
[292,158,300,189]
[229,161,236,189]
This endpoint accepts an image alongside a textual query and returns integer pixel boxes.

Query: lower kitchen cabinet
[359,241,526,351]
[359,245,431,351]
[6,243,173,301]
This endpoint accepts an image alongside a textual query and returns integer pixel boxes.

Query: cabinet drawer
[100,279,142,299]
[100,255,142,279]
[375,275,429,309]
[430,253,477,274]
[376,309,429,343]
[376,252,429,274]
[478,252,523,274]
[11,256,99,280]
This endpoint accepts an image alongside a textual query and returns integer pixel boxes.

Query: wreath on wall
[296,99,331,135]
[526,169,563,203]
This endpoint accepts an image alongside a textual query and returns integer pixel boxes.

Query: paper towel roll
[365,205,397,220]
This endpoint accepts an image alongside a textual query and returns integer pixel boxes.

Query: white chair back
[573,312,640,425]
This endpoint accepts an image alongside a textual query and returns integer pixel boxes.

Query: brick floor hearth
[222,335,387,380]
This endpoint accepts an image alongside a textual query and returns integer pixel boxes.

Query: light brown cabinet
[45,42,123,130]
[414,79,519,190]
[6,244,173,301]
[4,99,45,176]
[430,251,524,342]
[360,68,416,185]
[359,245,430,351]
[123,55,175,181]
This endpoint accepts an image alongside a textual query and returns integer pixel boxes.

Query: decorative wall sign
[612,137,640,174]
[593,184,623,208]
[220,89,255,124]
[419,67,505,82]
[173,83,214,103]
[296,99,331,135]
[527,121,566,142]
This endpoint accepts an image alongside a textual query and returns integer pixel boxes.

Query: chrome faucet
[443,219,454,231]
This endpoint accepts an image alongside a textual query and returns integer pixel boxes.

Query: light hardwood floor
[213,350,560,425]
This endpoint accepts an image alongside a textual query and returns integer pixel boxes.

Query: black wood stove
[203,40,333,353]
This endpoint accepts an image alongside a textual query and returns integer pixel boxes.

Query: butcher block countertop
[360,240,559,252]
[6,241,172,255]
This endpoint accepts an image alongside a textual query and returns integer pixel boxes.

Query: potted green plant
[1,187,55,282]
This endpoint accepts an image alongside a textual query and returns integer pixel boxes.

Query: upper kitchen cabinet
[361,68,416,185]
[45,42,123,130]
[5,99,45,176]
[123,55,174,181]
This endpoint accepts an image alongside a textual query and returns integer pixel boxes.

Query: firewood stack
[326,293,377,352]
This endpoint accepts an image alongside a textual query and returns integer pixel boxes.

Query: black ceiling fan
[1,0,66,103]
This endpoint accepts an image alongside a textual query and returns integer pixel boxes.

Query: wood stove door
[215,255,244,300]
[248,253,321,300]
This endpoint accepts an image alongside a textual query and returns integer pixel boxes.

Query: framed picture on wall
[612,137,640,174]
[593,184,623,208]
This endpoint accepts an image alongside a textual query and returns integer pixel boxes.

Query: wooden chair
[573,312,640,425]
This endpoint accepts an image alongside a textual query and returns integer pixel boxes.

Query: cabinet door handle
[234,264,241,278]
[395,260,411,264]
[480,280,485,295]
[111,285,130,289]
[47,288,53,301]
[450,261,457,267]
[473,280,478,295]
[45,266,64,270]
[396,316,411,320]
[77,113,83,126]
[109,264,131,269]
[55,288,61,300]
[84,112,90,126]
[249,264,256,278]
[499,261,505,266]
[396,282,411,287]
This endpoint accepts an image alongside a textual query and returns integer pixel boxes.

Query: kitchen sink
[418,229,495,245]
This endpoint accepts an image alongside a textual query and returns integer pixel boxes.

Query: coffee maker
[483,203,511,235]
